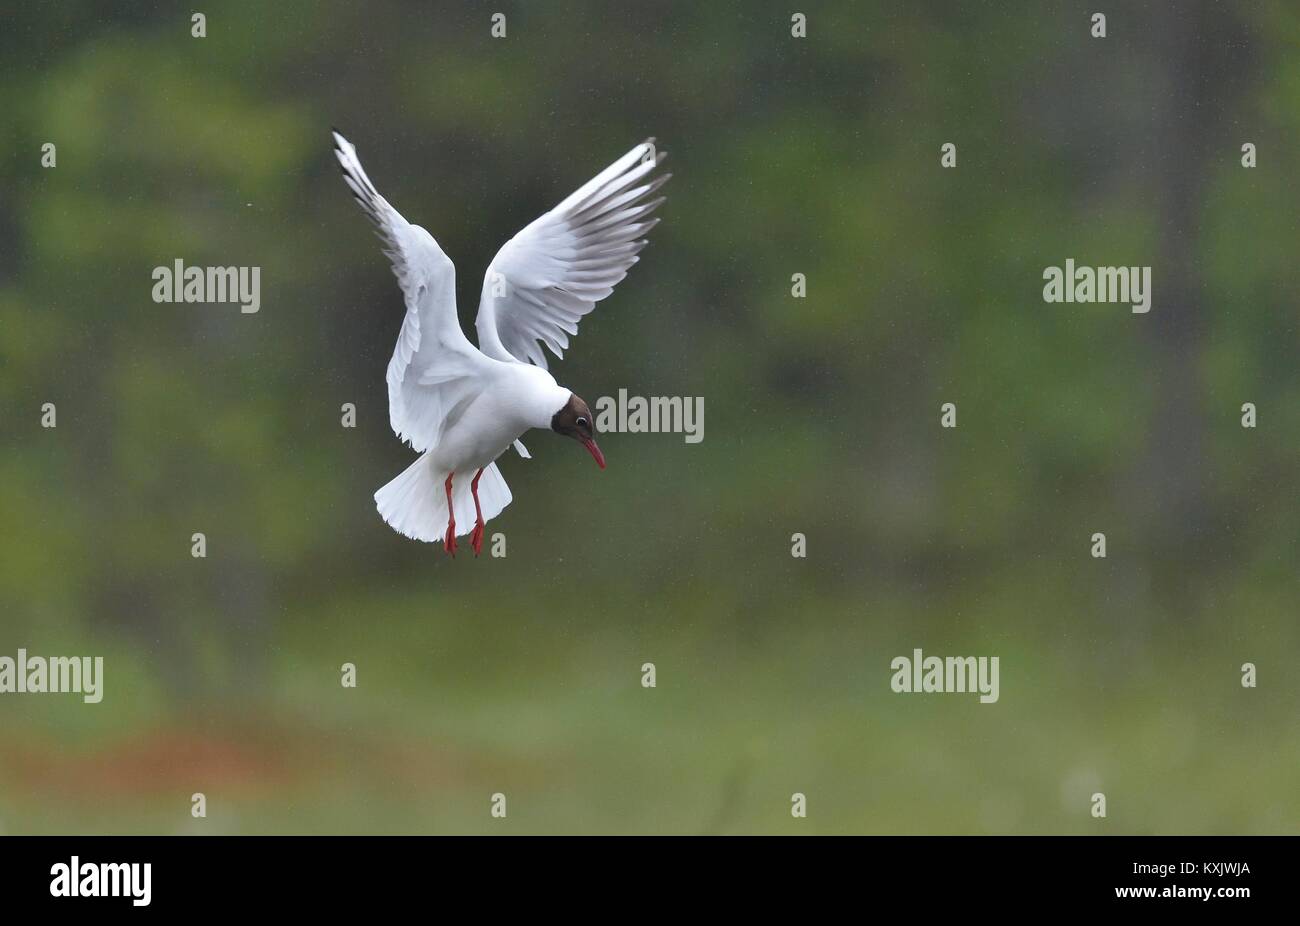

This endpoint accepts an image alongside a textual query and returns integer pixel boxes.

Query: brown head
[551,393,605,469]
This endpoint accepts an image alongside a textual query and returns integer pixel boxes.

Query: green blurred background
[1,0,1297,834]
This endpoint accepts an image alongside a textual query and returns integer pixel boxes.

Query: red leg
[443,472,457,557]
[470,468,485,557]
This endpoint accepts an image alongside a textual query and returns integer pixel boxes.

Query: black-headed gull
[333,131,669,556]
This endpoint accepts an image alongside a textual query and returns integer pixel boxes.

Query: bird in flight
[333,131,669,556]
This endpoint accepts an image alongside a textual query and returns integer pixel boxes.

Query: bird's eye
[576,417,588,429]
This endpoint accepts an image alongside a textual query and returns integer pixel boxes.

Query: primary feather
[475,139,670,369]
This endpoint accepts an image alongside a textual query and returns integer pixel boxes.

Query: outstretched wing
[474,139,669,369]
[333,131,484,452]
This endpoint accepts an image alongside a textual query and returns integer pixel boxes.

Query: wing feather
[333,131,484,452]
[475,140,669,369]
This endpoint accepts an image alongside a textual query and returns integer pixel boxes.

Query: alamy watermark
[594,389,703,444]
[1042,259,1151,314]
[0,649,103,703]
[152,259,261,314]
[50,857,150,906]
[890,648,999,704]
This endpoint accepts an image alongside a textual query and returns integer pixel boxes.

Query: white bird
[332,131,669,556]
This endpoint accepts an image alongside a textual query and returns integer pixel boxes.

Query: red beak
[582,437,606,469]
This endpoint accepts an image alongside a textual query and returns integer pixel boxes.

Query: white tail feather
[374,453,512,543]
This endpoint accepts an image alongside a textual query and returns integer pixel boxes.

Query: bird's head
[551,393,605,469]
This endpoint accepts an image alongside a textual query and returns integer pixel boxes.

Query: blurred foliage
[0,0,1297,833]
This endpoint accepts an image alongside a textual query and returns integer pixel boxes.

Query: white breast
[427,363,569,474]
